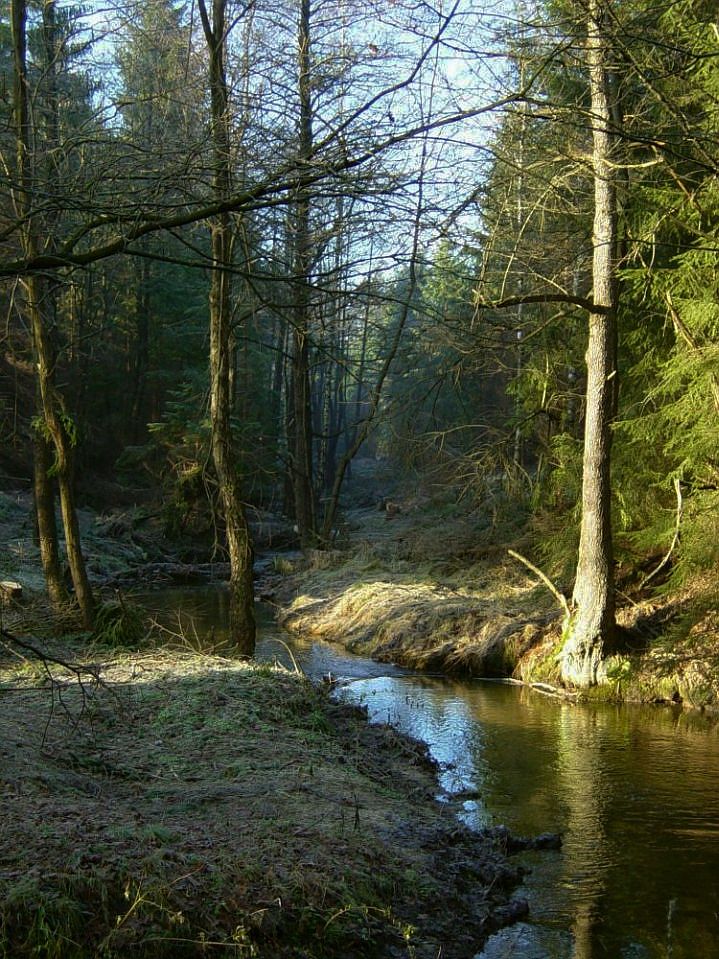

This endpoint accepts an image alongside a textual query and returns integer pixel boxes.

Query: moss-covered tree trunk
[198,0,255,654]
[32,406,66,608]
[560,0,618,687]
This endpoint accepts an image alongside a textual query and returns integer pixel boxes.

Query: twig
[0,627,101,681]
[640,477,683,589]
[666,292,719,414]
[0,627,112,743]
[267,637,306,676]
[507,549,571,619]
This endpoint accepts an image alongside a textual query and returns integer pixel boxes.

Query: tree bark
[12,0,93,626]
[130,247,151,442]
[198,0,255,654]
[560,0,618,687]
[288,0,317,546]
[32,412,66,608]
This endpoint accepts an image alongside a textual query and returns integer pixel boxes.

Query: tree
[11,0,94,625]
[613,0,719,589]
[471,0,619,685]
[197,0,255,653]
[559,0,619,686]
[1,0,528,629]
[286,0,316,546]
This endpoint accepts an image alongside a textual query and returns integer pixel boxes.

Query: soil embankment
[265,501,560,676]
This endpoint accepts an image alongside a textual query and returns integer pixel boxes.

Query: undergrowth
[92,597,147,647]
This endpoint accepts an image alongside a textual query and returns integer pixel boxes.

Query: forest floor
[0,640,524,959]
[0,486,526,959]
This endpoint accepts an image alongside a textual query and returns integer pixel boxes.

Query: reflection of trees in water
[460,685,567,835]
[136,598,719,956]
[553,705,611,959]
[346,677,719,959]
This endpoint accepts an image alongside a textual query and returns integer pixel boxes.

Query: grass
[269,498,719,709]
[273,502,557,677]
[0,639,517,958]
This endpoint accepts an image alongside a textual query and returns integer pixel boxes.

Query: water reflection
[140,586,719,958]
[137,586,407,681]
[339,677,719,959]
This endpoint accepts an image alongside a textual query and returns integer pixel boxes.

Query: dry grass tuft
[273,505,556,678]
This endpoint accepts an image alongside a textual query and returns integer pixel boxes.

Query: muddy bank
[0,639,524,958]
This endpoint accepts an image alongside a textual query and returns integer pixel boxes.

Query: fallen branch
[640,476,683,589]
[507,549,571,620]
[0,627,111,743]
[529,681,579,701]
[0,627,101,680]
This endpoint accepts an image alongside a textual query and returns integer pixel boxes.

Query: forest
[1,0,719,956]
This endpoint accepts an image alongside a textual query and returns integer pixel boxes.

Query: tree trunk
[28,277,94,626]
[560,0,618,687]
[32,412,66,608]
[12,0,93,626]
[291,324,315,542]
[130,247,151,442]
[288,0,317,546]
[208,223,255,653]
[198,0,255,654]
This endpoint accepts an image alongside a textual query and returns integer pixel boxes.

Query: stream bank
[0,495,531,957]
[265,500,719,712]
[2,484,719,955]
[3,479,718,710]
[0,640,523,958]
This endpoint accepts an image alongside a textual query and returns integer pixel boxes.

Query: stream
[140,585,719,959]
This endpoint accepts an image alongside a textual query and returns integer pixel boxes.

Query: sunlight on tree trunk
[560,0,618,687]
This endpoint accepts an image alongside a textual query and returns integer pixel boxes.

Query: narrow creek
[140,585,719,959]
